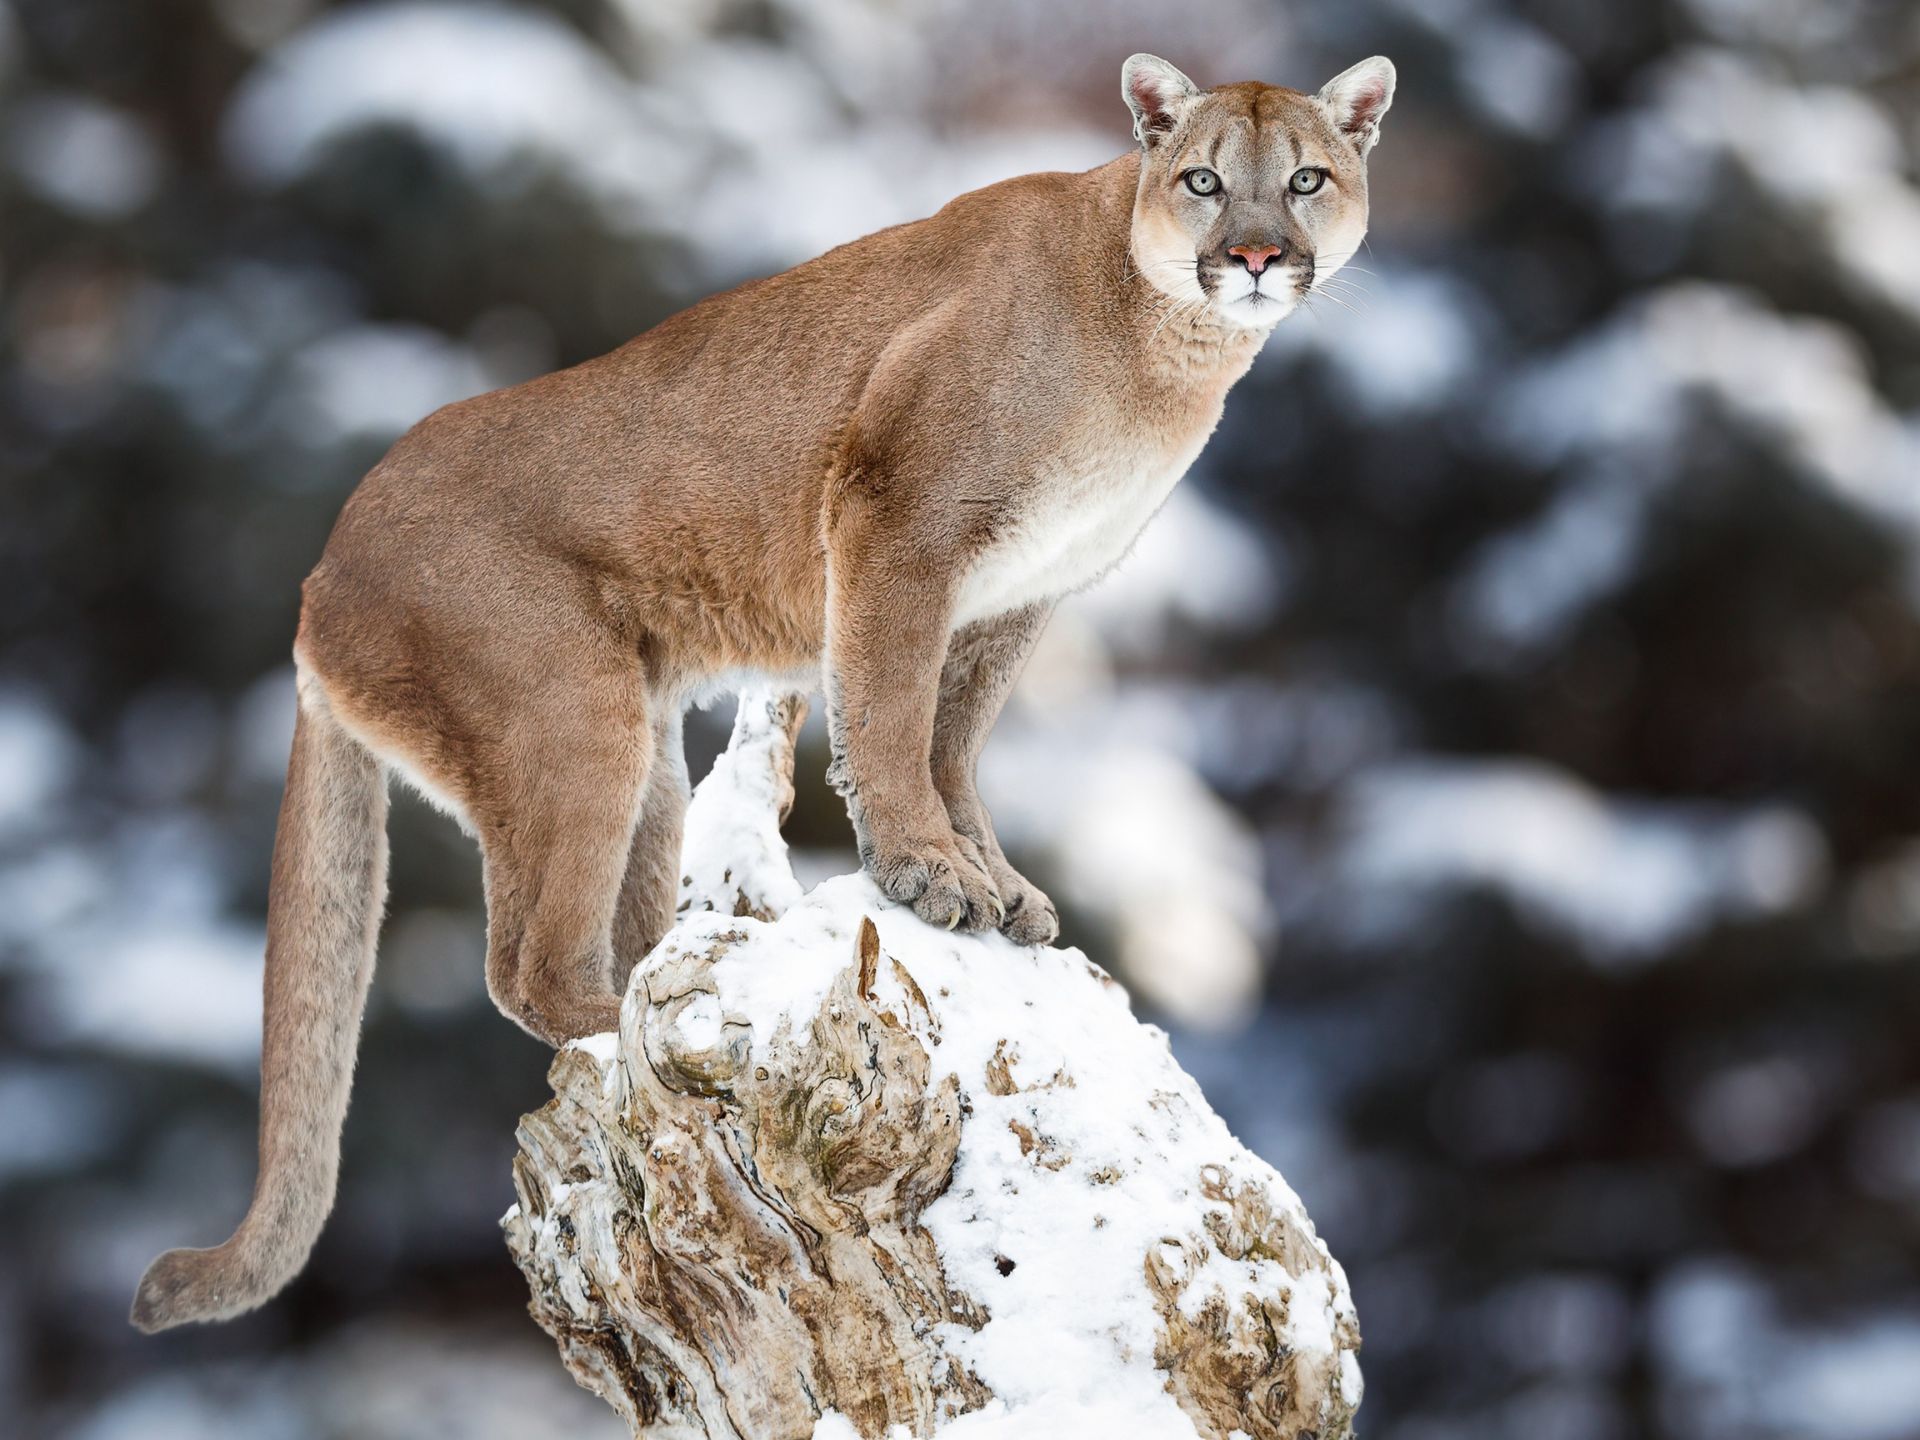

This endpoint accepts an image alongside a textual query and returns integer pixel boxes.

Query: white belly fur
[952,435,1208,628]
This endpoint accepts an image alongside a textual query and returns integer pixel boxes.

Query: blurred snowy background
[3,0,1919,1436]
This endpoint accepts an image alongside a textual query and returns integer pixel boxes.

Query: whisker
[1148,301,1188,343]
[1143,288,1197,319]
[1148,292,1209,343]
[1298,293,1340,332]
[1302,274,1366,315]
[1313,277,1367,303]
[1314,276,1373,306]
[1315,288,1371,311]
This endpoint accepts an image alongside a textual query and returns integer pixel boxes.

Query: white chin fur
[1217,288,1292,328]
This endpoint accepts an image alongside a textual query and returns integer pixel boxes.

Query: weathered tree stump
[505,687,1362,1439]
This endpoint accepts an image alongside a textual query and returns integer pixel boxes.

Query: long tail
[132,681,388,1331]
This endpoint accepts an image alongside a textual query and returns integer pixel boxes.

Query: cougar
[131,52,1395,1331]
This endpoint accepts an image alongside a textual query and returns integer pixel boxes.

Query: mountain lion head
[1123,52,1395,329]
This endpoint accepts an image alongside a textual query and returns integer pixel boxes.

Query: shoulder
[926,153,1137,239]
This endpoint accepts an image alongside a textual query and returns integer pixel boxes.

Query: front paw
[992,866,1059,947]
[866,830,1004,932]
[958,836,1057,946]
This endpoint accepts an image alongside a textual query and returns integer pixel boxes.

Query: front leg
[824,487,1003,931]
[932,603,1061,946]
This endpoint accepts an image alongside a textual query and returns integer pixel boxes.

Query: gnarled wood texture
[505,686,1361,1439]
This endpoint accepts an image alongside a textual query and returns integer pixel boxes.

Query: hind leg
[611,708,689,991]
[478,663,654,1045]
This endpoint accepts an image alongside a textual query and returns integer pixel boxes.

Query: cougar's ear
[1123,54,1201,147]
[1318,56,1397,155]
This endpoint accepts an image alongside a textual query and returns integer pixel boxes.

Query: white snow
[1598,50,1920,326]
[676,690,808,922]
[1652,1260,1920,1440]
[565,1032,618,1065]
[1477,283,1920,648]
[0,800,270,1072]
[289,323,491,445]
[1450,474,1643,656]
[6,91,164,220]
[1262,264,1486,419]
[1778,1320,1920,1440]
[1340,758,1827,960]
[1497,286,1917,521]
[1054,675,1402,797]
[223,3,659,218]
[0,691,78,836]
[688,873,1351,1436]
[811,1392,1228,1440]
[34,916,267,1073]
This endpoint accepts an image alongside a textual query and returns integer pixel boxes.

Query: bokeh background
[4,0,1919,1435]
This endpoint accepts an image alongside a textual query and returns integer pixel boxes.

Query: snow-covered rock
[505,688,1360,1439]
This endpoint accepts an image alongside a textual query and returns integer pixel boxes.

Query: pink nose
[1227,243,1284,276]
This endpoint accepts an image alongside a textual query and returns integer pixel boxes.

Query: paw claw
[867,826,1006,935]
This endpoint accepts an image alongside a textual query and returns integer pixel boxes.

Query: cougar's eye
[1289,167,1327,195]
[1184,168,1221,197]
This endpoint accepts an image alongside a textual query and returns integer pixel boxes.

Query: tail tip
[130,1247,231,1333]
